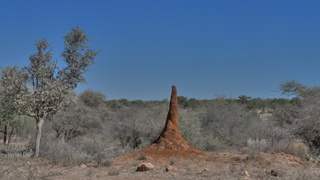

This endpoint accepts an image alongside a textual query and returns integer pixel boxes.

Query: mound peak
[144,85,192,151]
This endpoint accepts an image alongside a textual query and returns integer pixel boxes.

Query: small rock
[243,170,250,176]
[270,169,278,177]
[165,165,175,171]
[308,157,315,163]
[136,163,155,172]
[80,164,87,168]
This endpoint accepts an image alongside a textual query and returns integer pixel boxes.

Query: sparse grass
[246,151,264,162]
[282,166,320,180]
[205,157,215,162]
[39,171,64,179]
[108,168,119,176]
[0,143,33,160]
[102,159,112,167]
[170,157,177,165]
[136,153,147,160]
[93,152,106,166]
[2,152,33,160]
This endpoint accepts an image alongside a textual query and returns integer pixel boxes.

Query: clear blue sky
[1,1,320,100]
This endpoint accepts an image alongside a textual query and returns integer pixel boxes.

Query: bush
[78,89,106,108]
[286,141,309,159]
[80,134,114,155]
[200,99,257,151]
[247,138,267,152]
[112,104,167,149]
[41,138,91,166]
[179,108,204,148]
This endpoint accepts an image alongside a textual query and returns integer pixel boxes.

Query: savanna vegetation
[0,78,318,166]
[0,27,319,169]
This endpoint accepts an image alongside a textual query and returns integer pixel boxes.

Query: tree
[78,89,106,108]
[237,95,251,104]
[280,80,306,97]
[0,66,28,144]
[178,96,188,108]
[21,27,98,157]
[59,27,99,89]
[275,81,320,152]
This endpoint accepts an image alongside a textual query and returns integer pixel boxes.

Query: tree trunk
[35,117,45,158]
[3,125,7,144]
[8,127,14,144]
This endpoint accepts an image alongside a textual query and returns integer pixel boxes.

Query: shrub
[179,108,204,148]
[112,104,167,149]
[200,99,257,151]
[41,139,91,166]
[286,141,309,159]
[247,138,267,152]
[39,130,91,165]
[108,168,119,176]
[80,134,114,155]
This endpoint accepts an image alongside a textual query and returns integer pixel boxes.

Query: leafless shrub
[199,99,258,151]
[112,104,167,149]
[80,134,114,155]
[179,108,204,147]
[39,133,91,165]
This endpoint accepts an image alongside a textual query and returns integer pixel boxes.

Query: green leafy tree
[0,66,28,144]
[78,89,106,108]
[178,96,188,108]
[237,95,251,104]
[280,80,306,97]
[21,27,98,157]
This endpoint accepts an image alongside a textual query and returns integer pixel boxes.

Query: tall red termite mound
[144,85,192,151]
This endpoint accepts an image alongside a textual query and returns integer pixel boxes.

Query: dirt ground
[1,148,320,180]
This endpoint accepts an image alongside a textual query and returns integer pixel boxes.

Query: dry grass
[1,149,320,180]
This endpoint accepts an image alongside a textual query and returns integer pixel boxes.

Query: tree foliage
[59,27,99,89]
[0,66,28,144]
[4,26,100,157]
[78,89,106,108]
